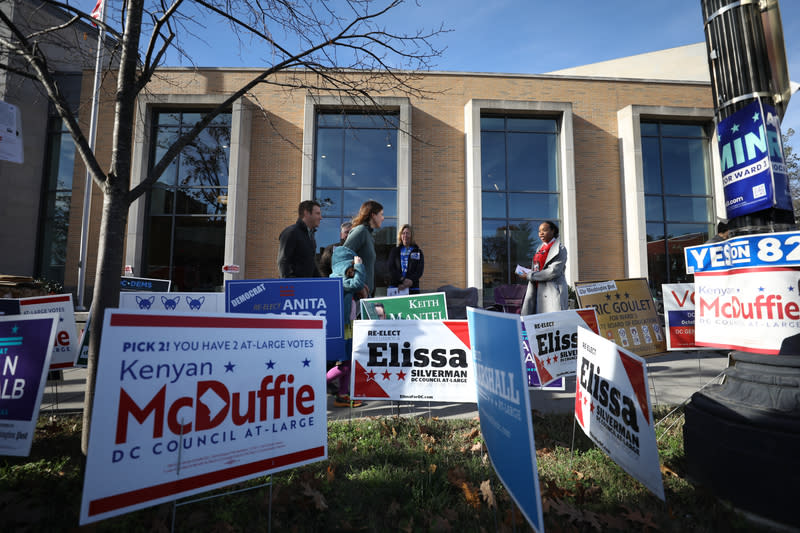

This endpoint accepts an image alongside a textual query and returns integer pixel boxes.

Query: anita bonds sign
[0,314,59,456]
[80,311,327,525]
[717,99,792,219]
[467,308,543,532]
[521,309,600,385]
[661,283,702,351]
[225,279,343,361]
[360,292,448,320]
[575,279,665,356]
[351,320,474,403]
[575,327,664,500]
[685,230,800,353]
[19,294,80,368]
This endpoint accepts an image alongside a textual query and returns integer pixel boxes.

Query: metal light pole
[701,0,795,234]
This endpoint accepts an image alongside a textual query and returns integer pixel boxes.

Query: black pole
[701,0,795,234]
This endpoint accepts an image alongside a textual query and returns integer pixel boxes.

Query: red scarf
[533,239,555,272]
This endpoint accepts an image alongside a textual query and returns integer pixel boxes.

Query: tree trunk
[80,187,129,453]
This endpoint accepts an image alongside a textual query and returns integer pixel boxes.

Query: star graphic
[265,360,276,370]
[381,370,392,380]
[224,361,235,372]
[302,358,311,367]
[590,402,595,413]
[789,286,795,292]
[396,370,406,380]
[731,123,740,133]
[624,292,630,299]
[552,355,558,363]
[367,369,377,381]
[752,112,760,122]
[605,294,611,301]
[12,324,18,334]
[615,293,621,300]
[546,357,552,365]
[758,287,765,292]
[583,395,589,406]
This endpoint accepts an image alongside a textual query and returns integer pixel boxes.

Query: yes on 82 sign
[685,230,800,274]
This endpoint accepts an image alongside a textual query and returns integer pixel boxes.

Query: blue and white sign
[717,99,792,218]
[467,308,543,533]
[684,230,800,274]
[225,279,343,360]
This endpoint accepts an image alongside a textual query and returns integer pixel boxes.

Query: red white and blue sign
[0,314,59,456]
[575,327,664,500]
[685,231,800,353]
[225,279,343,360]
[80,311,327,525]
[717,99,792,218]
[467,308,543,533]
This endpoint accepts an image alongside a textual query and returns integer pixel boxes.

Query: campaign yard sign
[80,311,327,525]
[19,294,79,368]
[521,322,564,390]
[119,276,171,293]
[467,308,543,533]
[119,292,225,313]
[522,308,600,385]
[575,327,664,500]
[0,313,59,456]
[360,292,448,320]
[575,279,665,356]
[351,320,474,403]
[225,279,343,361]
[662,283,702,350]
[716,99,792,218]
[685,230,800,353]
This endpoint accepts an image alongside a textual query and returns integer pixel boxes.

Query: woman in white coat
[518,221,568,315]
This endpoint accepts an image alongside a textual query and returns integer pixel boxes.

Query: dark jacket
[388,244,424,291]
[277,219,320,278]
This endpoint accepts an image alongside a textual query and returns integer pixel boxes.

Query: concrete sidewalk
[40,349,729,421]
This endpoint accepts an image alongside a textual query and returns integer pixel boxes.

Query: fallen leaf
[623,506,658,529]
[301,482,327,511]
[464,427,480,441]
[461,482,481,509]
[447,467,467,486]
[660,463,679,477]
[429,463,437,474]
[326,464,335,482]
[470,442,482,453]
[479,479,496,508]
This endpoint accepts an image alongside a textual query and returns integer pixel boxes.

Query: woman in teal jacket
[342,200,384,297]
[327,245,367,407]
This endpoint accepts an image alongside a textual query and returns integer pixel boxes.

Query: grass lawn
[0,408,773,532]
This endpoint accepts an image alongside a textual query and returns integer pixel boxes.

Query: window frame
[126,94,252,282]
[618,105,724,279]
[465,99,577,303]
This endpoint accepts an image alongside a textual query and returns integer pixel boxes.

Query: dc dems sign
[717,99,792,218]
[80,311,327,525]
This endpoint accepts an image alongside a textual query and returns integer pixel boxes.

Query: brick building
[34,44,725,306]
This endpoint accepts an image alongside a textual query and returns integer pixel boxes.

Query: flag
[90,0,104,21]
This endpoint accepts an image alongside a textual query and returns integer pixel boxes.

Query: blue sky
[79,0,800,135]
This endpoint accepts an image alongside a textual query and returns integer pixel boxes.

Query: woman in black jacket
[388,224,424,293]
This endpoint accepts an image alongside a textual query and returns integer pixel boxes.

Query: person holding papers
[518,221,568,315]
[388,224,424,294]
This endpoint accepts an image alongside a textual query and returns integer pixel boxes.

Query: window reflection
[314,111,398,290]
[480,115,560,303]
[642,121,713,293]
[144,110,231,291]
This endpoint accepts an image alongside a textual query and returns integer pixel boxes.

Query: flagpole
[77,1,107,310]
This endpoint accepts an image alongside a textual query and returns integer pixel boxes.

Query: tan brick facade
[63,69,713,298]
